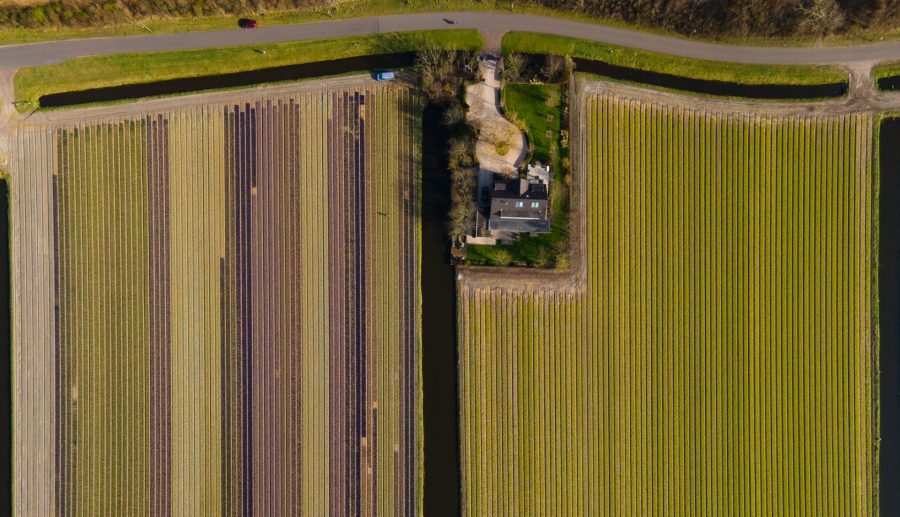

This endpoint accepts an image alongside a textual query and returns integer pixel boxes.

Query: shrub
[492,248,513,266]
[502,53,525,82]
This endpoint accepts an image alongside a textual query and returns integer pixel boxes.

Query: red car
[238,18,258,29]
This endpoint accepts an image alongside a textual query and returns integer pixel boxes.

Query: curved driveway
[1,11,900,69]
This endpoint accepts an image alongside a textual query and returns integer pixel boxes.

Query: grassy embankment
[467,83,569,268]
[13,29,481,111]
[503,31,847,86]
[873,60,900,90]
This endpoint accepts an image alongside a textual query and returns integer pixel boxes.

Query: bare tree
[541,55,565,82]
[869,0,900,27]
[797,0,845,36]
[502,53,525,82]
[443,103,468,127]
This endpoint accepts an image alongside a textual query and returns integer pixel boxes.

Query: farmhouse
[487,178,550,233]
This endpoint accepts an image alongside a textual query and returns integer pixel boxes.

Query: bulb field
[11,82,422,516]
[458,87,877,515]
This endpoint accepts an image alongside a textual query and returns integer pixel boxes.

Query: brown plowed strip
[327,92,349,517]
[148,114,172,517]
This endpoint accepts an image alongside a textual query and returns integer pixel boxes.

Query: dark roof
[489,198,547,221]
[491,179,547,201]
[488,178,550,233]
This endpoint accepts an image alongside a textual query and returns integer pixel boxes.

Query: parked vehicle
[480,186,490,205]
[375,71,396,81]
[238,18,258,29]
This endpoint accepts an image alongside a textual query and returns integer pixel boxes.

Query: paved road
[1,11,900,69]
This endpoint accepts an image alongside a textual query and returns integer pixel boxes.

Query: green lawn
[502,83,563,166]
[468,83,569,268]
[14,29,482,111]
[503,32,848,86]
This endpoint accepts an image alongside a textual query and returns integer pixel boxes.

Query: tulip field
[11,81,421,516]
[458,88,877,514]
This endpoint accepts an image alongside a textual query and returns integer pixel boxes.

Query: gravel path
[466,58,526,179]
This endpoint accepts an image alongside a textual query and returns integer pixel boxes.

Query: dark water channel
[568,56,847,99]
[0,180,10,514]
[420,105,461,516]
[881,119,900,515]
[39,52,416,108]
[878,76,900,91]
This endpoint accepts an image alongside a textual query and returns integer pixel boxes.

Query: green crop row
[56,120,151,514]
[459,89,877,515]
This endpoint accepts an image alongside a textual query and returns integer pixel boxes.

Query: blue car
[375,71,396,81]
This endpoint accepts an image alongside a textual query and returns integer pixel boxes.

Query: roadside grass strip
[13,29,482,111]
[873,60,900,90]
[11,82,422,514]
[502,32,847,87]
[458,88,877,514]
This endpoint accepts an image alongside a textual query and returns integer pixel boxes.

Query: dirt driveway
[466,57,526,180]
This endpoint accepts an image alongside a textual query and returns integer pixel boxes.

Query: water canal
[571,55,847,99]
[420,104,462,516]
[880,118,900,515]
[39,52,416,108]
[0,179,10,515]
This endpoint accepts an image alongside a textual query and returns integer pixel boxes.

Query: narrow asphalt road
[1,11,900,69]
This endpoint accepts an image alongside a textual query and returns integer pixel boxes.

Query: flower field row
[11,82,421,516]
[458,89,877,515]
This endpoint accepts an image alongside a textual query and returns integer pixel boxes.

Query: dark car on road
[480,186,490,205]
[238,18,258,29]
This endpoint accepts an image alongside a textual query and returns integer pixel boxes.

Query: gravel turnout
[10,78,422,515]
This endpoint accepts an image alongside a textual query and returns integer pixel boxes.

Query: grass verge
[13,29,482,111]
[874,60,900,89]
[503,32,847,86]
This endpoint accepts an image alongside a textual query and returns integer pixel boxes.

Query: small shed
[527,163,551,185]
